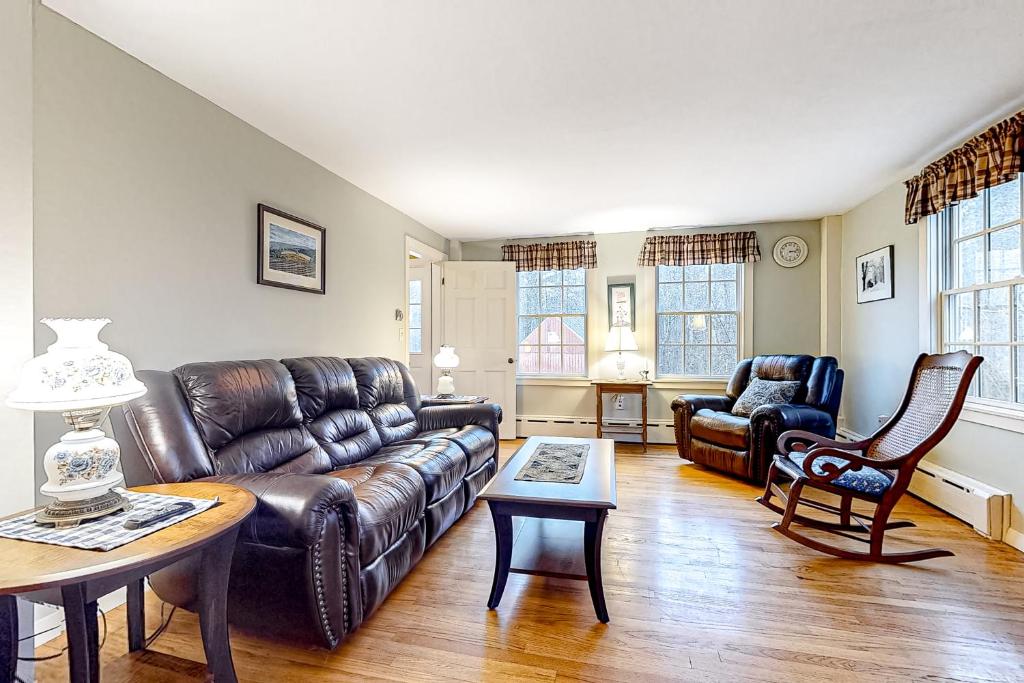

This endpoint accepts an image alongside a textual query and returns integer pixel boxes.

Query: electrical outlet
[615,395,624,410]
[877,414,888,425]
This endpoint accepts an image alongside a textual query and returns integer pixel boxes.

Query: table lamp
[6,318,147,528]
[605,325,638,380]
[433,345,460,397]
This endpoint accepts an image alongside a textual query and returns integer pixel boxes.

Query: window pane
[563,269,585,285]
[978,287,1010,342]
[710,264,737,280]
[563,315,586,341]
[684,282,709,310]
[957,236,985,287]
[409,303,421,329]
[408,280,422,304]
[685,314,710,345]
[990,176,1021,226]
[711,345,737,376]
[947,292,974,343]
[684,265,709,281]
[658,345,682,376]
[540,286,562,313]
[658,283,683,312]
[711,314,737,344]
[989,227,1022,283]
[540,270,561,286]
[658,314,683,343]
[1016,285,1024,342]
[683,346,709,375]
[1017,347,1024,403]
[540,346,562,374]
[538,316,561,344]
[518,317,540,344]
[518,271,538,287]
[563,345,586,376]
[518,346,538,374]
[518,287,539,315]
[564,286,586,313]
[710,281,737,311]
[659,265,684,283]
[979,345,1011,402]
[958,195,984,237]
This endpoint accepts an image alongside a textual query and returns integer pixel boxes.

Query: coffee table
[478,436,616,622]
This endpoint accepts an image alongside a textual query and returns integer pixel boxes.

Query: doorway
[405,237,445,395]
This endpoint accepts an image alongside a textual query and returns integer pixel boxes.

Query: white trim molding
[515,413,677,444]
[960,400,1024,435]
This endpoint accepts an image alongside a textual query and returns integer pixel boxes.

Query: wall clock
[773,236,808,268]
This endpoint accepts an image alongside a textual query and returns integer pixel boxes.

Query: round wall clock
[773,236,808,268]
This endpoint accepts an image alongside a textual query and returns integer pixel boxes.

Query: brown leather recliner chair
[672,355,843,483]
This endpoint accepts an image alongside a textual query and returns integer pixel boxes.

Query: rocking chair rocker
[757,351,982,563]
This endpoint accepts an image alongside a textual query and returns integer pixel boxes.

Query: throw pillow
[731,377,800,417]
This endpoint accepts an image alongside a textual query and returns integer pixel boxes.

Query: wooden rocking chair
[756,351,982,563]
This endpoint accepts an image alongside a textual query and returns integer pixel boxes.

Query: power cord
[18,607,107,662]
[145,603,177,647]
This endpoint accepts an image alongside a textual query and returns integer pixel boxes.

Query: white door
[441,261,517,436]
[407,262,431,393]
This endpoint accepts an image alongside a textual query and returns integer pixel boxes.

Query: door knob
[507,358,514,364]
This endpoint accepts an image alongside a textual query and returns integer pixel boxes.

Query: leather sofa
[671,355,843,483]
[110,356,500,648]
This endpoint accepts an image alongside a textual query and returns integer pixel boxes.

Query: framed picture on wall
[257,204,326,294]
[855,245,894,304]
[608,282,636,329]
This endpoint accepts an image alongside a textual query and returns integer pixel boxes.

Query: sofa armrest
[749,404,836,438]
[671,394,734,415]
[417,403,502,436]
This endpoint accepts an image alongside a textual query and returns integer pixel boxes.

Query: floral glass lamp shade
[604,325,638,380]
[433,345,460,398]
[6,319,146,528]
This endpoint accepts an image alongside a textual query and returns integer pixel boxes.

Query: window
[408,279,422,354]
[937,173,1023,405]
[517,269,586,376]
[656,264,740,377]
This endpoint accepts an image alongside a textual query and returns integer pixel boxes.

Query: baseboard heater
[516,414,676,444]
[907,460,1010,541]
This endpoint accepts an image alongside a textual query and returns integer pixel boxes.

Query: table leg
[486,506,513,609]
[1,595,16,683]
[596,387,603,438]
[126,578,145,652]
[197,529,240,683]
[584,511,609,623]
[61,583,99,683]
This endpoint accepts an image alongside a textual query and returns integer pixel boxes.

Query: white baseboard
[516,414,676,444]
[1005,527,1024,553]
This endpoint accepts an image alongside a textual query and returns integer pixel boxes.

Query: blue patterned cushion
[731,377,800,417]
[786,453,893,497]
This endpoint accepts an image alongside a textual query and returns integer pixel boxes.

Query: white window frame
[515,268,588,379]
[653,263,750,379]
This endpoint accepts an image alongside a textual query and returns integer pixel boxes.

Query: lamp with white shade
[433,345,460,397]
[6,319,147,527]
[604,325,638,380]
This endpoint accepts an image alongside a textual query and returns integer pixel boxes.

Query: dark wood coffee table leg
[61,583,99,683]
[126,578,145,652]
[197,529,240,683]
[486,505,513,609]
[1,595,16,683]
[584,510,609,623]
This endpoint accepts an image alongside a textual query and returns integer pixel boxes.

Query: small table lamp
[433,345,460,398]
[6,318,147,528]
[605,325,638,380]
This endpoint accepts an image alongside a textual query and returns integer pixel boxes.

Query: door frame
[404,236,447,391]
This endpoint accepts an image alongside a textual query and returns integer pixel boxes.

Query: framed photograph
[257,204,326,295]
[856,245,894,304]
[607,282,636,329]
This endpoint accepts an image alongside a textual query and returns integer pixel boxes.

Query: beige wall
[462,221,822,426]
[32,7,448,480]
[841,182,1024,535]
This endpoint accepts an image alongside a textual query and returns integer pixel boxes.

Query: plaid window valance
[636,231,761,266]
[500,240,597,272]
[905,110,1023,225]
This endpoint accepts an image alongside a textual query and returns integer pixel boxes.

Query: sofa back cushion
[174,359,330,475]
[749,355,813,403]
[347,357,421,445]
[282,356,383,467]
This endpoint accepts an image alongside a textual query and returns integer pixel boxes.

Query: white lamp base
[615,352,626,380]
[436,372,456,398]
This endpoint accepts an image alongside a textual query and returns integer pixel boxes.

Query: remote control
[123,501,195,530]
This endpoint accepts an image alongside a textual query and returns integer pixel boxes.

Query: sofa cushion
[359,441,468,504]
[347,358,421,445]
[785,453,893,498]
[412,426,496,472]
[731,377,800,418]
[690,409,750,450]
[327,463,426,565]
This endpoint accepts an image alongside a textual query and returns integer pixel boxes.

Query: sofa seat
[327,463,426,565]
[405,425,495,472]
[690,409,750,449]
[359,440,468,505]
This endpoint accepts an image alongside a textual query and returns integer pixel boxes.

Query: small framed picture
[856,245,894,304]
[257,204,326,295]
[608,282,636,329]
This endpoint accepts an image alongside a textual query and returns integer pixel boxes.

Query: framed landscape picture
[856,245,894,304]
[257,204,326,294]
[608,282,635,329]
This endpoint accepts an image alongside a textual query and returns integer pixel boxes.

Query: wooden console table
[592,380,652,452]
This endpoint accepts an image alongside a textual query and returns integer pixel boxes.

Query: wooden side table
[592,380,652,452]
[0,482,255,683]
[420,395,487,407]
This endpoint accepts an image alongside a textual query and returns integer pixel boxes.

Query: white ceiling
[45,1,1024,241]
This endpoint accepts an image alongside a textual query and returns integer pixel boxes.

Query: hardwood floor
[35,440,1024,682]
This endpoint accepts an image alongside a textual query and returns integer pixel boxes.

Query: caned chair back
[864,351,982,465]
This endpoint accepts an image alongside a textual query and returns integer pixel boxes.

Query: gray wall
[32,7,448,486]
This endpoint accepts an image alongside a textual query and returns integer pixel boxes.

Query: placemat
[515,442,590,483]
[0,491,217,552]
